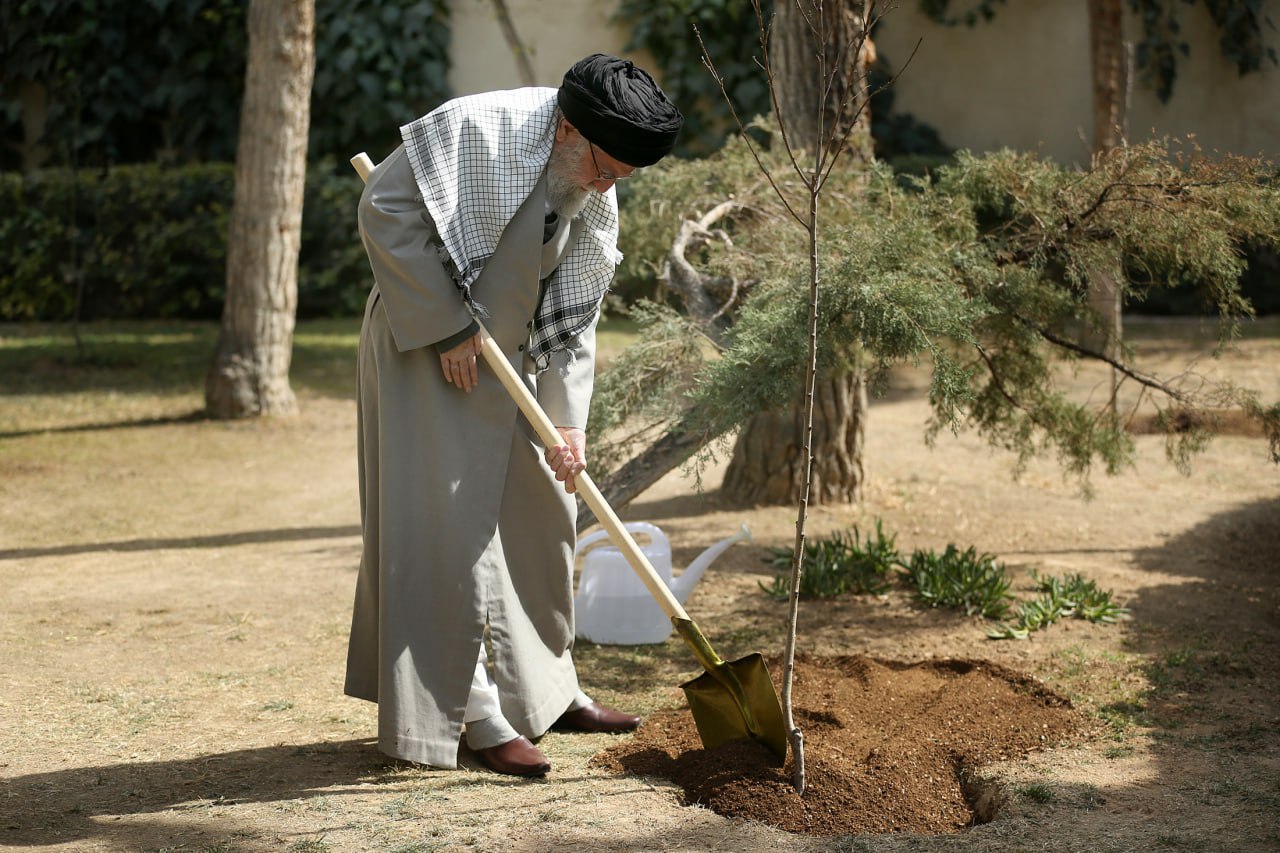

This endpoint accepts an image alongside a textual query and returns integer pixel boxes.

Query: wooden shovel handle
[350,152,376,181]
[349,151,690,624]
[473,324,692,623]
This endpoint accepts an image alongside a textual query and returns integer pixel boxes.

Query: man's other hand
[545,427,587,494]
[439,331,484,393]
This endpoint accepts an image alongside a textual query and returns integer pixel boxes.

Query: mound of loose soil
[595,655,1080,837]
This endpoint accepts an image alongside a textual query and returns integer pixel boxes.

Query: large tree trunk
[205,0,314,418]
[771,0,874,158]
[722,0,872,506]
[723,368,867,504]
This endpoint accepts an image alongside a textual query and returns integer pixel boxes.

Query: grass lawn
[0,314,645,435]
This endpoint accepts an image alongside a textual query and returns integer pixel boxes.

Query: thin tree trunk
[205,0,314,418]
[491,0,537,86]
[769,0,873,795]
[1087,0,1125,418]
[1089,0,1125,154]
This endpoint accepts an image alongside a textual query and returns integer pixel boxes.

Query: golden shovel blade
[681,652,788,764]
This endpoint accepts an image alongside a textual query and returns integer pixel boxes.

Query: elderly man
[344,55,682,777]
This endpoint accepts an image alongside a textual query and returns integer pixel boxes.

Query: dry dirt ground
[1,318,1278,852]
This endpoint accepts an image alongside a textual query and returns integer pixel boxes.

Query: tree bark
[1086,0,1125,416]
[205,0,314,419]
[722,0,871,507]
[577,421,710,534]
[723,367,867,505]
[1088,0,1125,155]
[771,0,873,159]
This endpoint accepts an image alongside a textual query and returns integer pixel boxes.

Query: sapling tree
[689,0,884,794]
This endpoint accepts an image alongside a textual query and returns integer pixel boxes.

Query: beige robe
[344,145,598,768]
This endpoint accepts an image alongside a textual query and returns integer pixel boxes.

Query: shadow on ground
[0,409,208,440]
[1115,494,1280,747]
[0,525,362,561]
[1,739,388,848]
[2,738,666,852]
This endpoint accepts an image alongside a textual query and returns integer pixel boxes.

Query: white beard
[546,137,591,219]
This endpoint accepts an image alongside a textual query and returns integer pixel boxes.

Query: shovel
[350,151,788,764]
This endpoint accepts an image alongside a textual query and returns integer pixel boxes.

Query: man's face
[547,120,637,218]
[580,139,636,190]
[546,136,591,220]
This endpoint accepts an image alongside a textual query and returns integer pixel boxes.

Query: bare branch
[1014,313,1194,404]
[751,0,813,191]
[819,37,922,191]
[798,0,822,39]
[814,0,830,173]
[816,10,867,160]
[695,22,808,226]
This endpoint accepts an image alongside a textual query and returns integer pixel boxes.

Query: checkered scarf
[400,87,620,372]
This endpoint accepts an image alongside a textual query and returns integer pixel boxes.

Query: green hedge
[1,0,450,173]
[0,162,371,322]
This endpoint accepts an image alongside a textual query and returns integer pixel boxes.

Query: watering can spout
[671,523,753,606]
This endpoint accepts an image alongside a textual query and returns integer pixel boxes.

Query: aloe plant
[988,570,1130,639]
[898,544,1014,620]
[762,520,898,600]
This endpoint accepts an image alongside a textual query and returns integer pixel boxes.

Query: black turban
[558,53,683,168]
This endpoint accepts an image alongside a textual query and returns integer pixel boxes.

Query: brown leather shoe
[475,736,551,777]
[554,702,641,734]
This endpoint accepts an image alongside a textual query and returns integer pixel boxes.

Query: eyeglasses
[588,142,635,183]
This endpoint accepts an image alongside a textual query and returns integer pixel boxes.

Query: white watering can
[574,522,752,645]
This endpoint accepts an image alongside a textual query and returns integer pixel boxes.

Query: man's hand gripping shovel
[351,151,788,765]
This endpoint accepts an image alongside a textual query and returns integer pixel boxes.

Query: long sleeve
[357,145,475,352]
[535,316,597,431]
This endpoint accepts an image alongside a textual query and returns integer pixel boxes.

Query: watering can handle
[351,151,691,623]
[351,152,376,181]
[574,528,611,555]
[577,521,664,555]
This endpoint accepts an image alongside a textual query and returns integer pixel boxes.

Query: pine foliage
[594,133,1280,486]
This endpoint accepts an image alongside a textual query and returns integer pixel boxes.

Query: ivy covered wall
[0,0,452,173]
